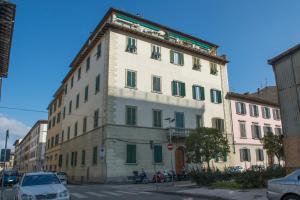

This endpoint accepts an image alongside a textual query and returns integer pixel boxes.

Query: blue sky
[0,0,300,148]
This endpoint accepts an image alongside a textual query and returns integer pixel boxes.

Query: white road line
[116,190,138,195]
[101,191,122,196]
[70,192,89,198]
[85,191,107,197]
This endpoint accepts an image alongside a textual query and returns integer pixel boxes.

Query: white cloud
[0,114,30,150]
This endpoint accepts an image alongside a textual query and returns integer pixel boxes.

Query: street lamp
[164,117,175,183]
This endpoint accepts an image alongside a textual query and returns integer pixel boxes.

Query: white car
[267,169,300,200]
[15,172,70,200]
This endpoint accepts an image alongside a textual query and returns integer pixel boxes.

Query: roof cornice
[226,92,279,107]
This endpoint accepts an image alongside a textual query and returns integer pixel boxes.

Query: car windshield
[4,171,17,176]
[22,174,60,186]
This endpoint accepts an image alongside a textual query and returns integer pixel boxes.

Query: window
[192,85,205,100]
[70,76,74,89]
[240,148,251,162]
[210,89,222,104]
[58,97,62,107]
[53,102,57,112]
[196,115,204,128]
[92,146,97,165]
[66,153,69,167]
[51,137,54,148]
[52,116,56,127]
[212,118,224,133]
[262,107,271,119]
[63,106,66,119]
[76,93,80,109]
[126,70,136,88]
[71,152,77,167]
[67,126,70,140]
[95,74,100,94]
[77,67,81,81]
[210,62,218,75]
[126,144,136,164]
[172,81,185,97]
[48,121,51,130]
[192,57,201,70]
[86,56,90,72]
[58,155,62,167]
[251,123,262,139]
[264,125,273,135]
[126,106,137,126]
[57,112,61,123]
[273,109,281,120]
[152,76,161,93]
[170,50,184,65]
[74,122,78,137]
[154,144,163,163]
[84,85,89,102]
[151,44,161,60]
[96,43,101,58]
[236,102,246,115]
[69,101,72,114]
[249,104,259,117]
[256,149,264,161]
[64,84,68,95]
[126,37,137,53]
[153,110,162,128]
[55,134,59,146]
[175,112,185,128]
[94,109,99,128]
[275,127,282,135]
[81,150,85,165]
[239,121,247,138]
[61,130,64,142]
[83,117,87,133]
[49,105,52,116]
[47,139,50,149]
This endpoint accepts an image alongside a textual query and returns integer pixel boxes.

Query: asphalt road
[1,183,206,200]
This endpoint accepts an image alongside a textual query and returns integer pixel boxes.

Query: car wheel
[283,194,300,200]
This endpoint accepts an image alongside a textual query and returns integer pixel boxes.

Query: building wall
[230,98,282,169]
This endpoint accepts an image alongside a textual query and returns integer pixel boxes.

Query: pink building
[227,87,282,169]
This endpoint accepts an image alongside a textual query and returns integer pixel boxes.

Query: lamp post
[164,117,175,183]
[1,129,9,200]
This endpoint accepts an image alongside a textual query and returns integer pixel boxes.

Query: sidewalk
[151,182,267,200]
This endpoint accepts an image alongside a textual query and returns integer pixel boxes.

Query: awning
[0,1,16,78]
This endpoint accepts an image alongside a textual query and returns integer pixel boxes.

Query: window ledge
[125,86,137,90]
[240,137,247,139]
[125,163,138,165]
[152,162,164,165]
[151,90,162,94]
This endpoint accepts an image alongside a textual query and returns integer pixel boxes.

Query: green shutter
[172,81,177,95]
[192,86,196,99]
[210,90,214,102]
[217,91,222,103]
[127,71,131,86]
[180,53,184,65]
[154,145,162,163]
[127,144,136,163]
[132,38,136,47]
[132,107,136,125]
[180,82,186,96]
[170,51,174,63]
[132,72,136,87]
[200,87,205,100]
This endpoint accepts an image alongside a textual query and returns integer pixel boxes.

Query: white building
[51,8,232,183]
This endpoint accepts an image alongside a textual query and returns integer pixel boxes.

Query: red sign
[167,143,173,150]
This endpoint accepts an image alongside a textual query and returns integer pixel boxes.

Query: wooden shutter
[210,90,214,103]
[154,145,162,163]
[240,149,244,162]
[200,86,205,100]
[236,102,240,113]
[251,125,256,138]
[180,82,186,96]
[217,91,222,103]
[192,85,196,99]
[172,81,177,95]
[180,53,184,65]
[170,51,174,63]
[247,149,251,161]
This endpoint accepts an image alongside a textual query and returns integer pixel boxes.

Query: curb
[154,190,231,200]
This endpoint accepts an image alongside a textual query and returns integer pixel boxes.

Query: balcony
[168,128,193,138]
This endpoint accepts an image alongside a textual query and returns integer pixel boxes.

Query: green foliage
[261,132,284,164]
[185,127,230,170]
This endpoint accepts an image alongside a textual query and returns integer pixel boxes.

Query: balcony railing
[168,128,193,138]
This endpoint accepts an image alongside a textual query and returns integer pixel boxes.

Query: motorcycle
[152,170,165,183]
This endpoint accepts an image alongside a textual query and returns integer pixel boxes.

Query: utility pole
[165,118,175,184]
[1,129,9,200]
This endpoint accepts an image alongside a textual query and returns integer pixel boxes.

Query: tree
[261,132,284,166]
[185,127,230,171]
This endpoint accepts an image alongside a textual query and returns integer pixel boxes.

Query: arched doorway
[175,147,185,174]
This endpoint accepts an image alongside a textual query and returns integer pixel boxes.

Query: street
[1,183,208,200]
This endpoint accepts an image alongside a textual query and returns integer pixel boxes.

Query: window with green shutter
[210,62,218,75]
[152,76,161,93]
[92,146,97,165]
[210,89,222,104]
[126,106,137,125]
[81,150,85,165]
[153,109,162,127]
[175,112,185,128]
[126,37,137,53]
[154,144,162,163]
[86,56,90,72]
[172,81,185,97]
[96,43,101,59]
[126,144,136,163]
[170,50,184,66]
[151,45,161,60]
[126,70,137,88]
[192,85,205,101]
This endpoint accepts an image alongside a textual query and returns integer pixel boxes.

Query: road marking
[101,191,122,196]
[116,190,137,195]
[85,191,106,197]
[70,192,89,198]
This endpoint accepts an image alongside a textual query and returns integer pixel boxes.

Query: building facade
[48,8,233,183]
[268,44,300,173]
[44,87,64,172]
[227,87,282,169]
[14,120,48,172]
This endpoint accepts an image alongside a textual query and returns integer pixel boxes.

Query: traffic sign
[167,143,173,150]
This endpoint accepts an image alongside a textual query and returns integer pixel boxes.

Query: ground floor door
[175,147,185,174]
